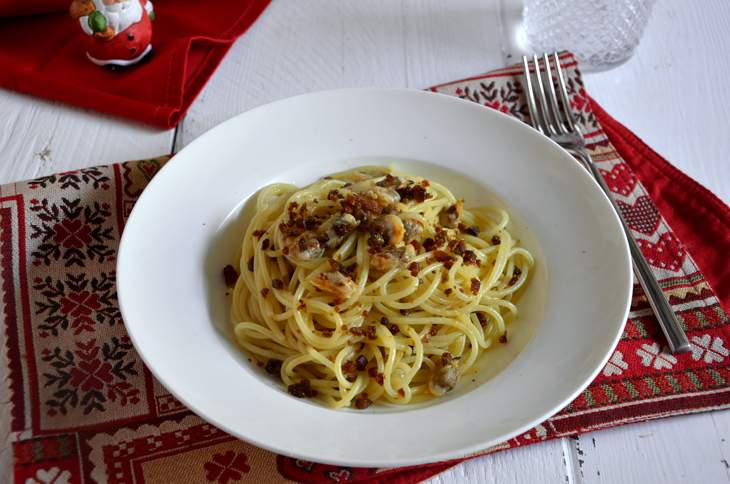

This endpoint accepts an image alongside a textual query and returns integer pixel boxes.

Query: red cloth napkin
[0,0,271,128]
[0,0,67,17]
[3,54,730,483]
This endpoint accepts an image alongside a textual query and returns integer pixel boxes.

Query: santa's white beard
[93,0,143,34]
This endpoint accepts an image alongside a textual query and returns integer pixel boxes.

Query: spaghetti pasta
[230,167,533,408]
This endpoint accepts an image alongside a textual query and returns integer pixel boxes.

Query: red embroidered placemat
[2,53,729,483]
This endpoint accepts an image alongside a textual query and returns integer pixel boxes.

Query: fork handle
[571,149,692,354]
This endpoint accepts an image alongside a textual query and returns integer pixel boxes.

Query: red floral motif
[29,197,114,267]
[60,291,101,317]
[570,86,589,113]
[53,219,92,248]
[484,100,510,114]
[33,272,118,336]
[203,451,250,483]
[436,64,599,134]
[71,316,96,334]
[41,337,140,416]
[69,358,113,391]
[453,81,529,122]
[562,75,599,131]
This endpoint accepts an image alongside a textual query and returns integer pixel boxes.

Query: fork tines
[522,52,577,137]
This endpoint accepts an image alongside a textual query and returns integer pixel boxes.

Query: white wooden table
[2,1,729,482]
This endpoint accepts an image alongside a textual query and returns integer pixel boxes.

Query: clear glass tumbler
[522,0,656,70]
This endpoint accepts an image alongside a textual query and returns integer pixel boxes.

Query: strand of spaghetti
[234,327,294,360]
[390,316,484,347]
[448,331,467,357]
[405,326,424,381]
[357,277,418,302]
[281,353,319,386]
[231,278,249,321]
[290,306,342,349]
[234,288,286,343]
[234,322,281,341]
[478,298,518,315]
[362,266,400,293]
[333,346,356,392]
[473,306,506,343]
[378,325,400,398]
[334,376,368,408]
[420,300,479,317]
[380,269,441,309]
[483,236,513,290]
[455,314,481,371]
[306,347,339,377]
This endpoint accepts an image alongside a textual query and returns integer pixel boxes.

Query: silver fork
[522,52,691,354]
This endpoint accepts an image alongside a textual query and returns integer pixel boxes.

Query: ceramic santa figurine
[70,0,155,67]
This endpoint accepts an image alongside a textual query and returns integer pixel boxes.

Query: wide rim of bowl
[117,87,632,467]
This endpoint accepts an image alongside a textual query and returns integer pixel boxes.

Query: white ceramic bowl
[117,88,631,467]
